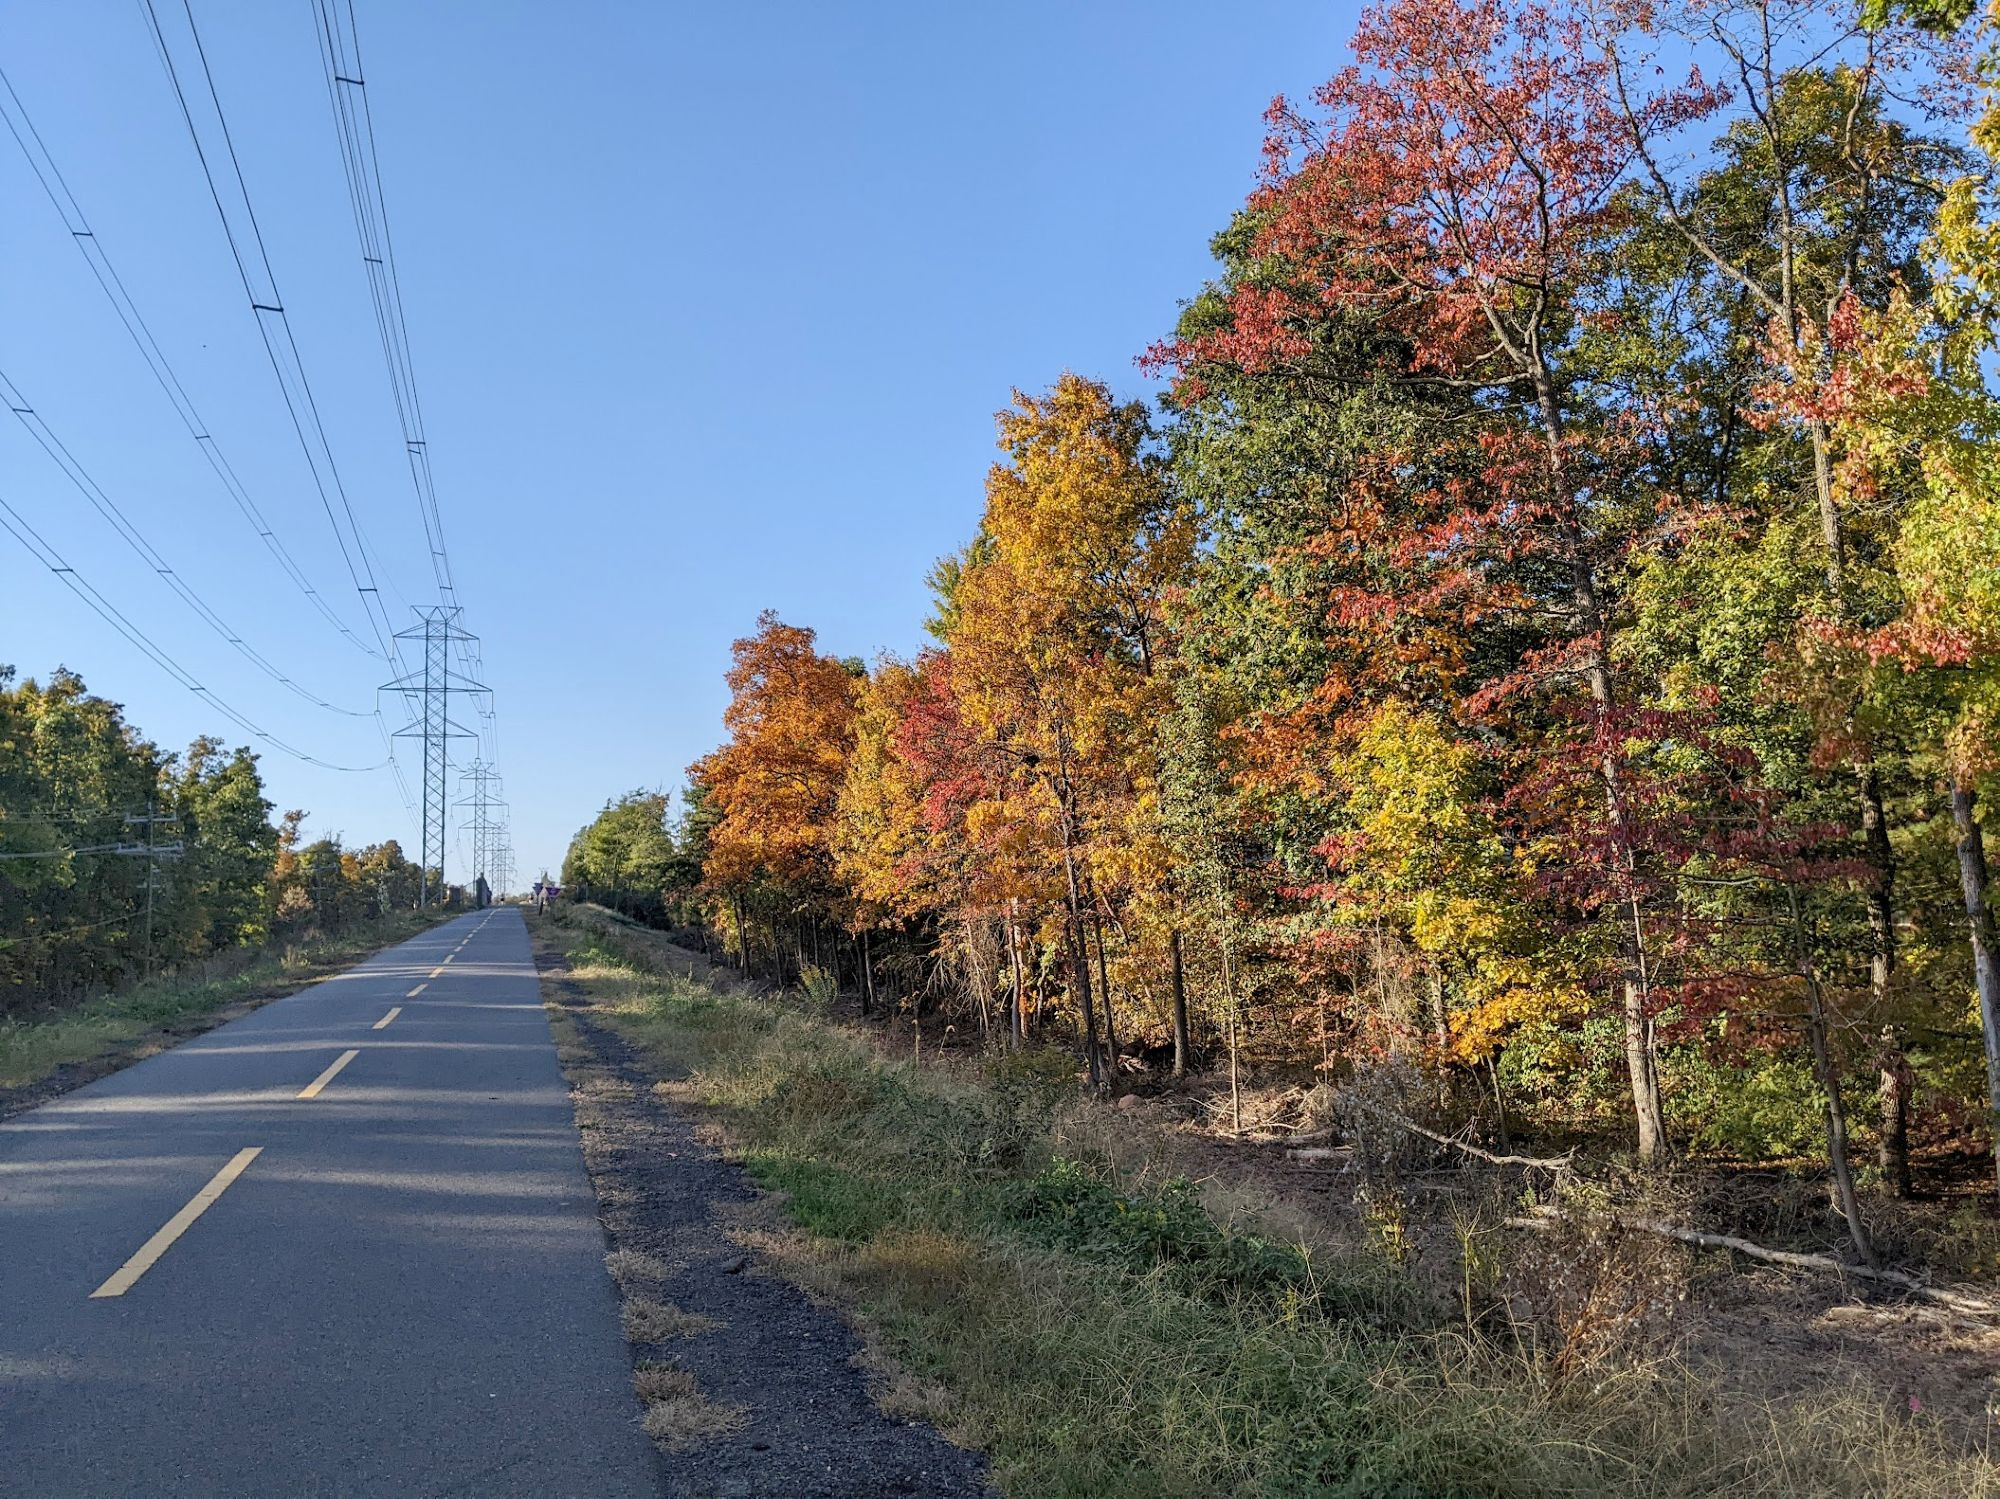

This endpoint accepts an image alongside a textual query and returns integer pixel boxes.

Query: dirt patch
[535,928,994,1499]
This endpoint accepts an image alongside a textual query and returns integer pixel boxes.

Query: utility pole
[117,803,183,977]
[382,606,488,908]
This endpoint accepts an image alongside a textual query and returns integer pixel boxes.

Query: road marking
[442,954,455,965]
[407,983,427,997]
[373,1007,402,1030]
[90,1148,263,1299]
[298,1049,360,1100]
[428,966,445,978]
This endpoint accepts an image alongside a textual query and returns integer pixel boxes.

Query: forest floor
[544,904,2000,1497]
[0,908,444,1120]
[815,963,2000,1451]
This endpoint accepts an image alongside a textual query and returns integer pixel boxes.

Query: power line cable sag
[311,0,453,606]
[135,0,419,821]
[0,367,374,720]
[136,0,403,665]
[0,63,383,663]
[310,0,500,765]
[0,490,388,773]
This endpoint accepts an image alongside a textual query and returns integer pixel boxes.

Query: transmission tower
[490,837,516,901]
[454,759,508,896]
[382,606,488,906]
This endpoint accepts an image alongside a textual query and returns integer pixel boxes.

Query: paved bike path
[0,907,659,1497]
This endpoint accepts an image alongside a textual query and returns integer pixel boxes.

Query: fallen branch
[1506,1205,1999,1319]
[1344,1099,1573,1172]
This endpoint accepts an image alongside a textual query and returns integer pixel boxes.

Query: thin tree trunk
[1487,1048,1511,1153]
[1789,886,1874,1265]
[1222,939,1241,1134]
[860,930,875,1019]
[1061,843,1101,1090]
[1859,767,1897,1006]
[1093,914,1119,1089]
[1006,912,1026,1048]
[1533,358,1667,1162]
[1949,780,2000,1201]
[1623,893,1670,1159]
[733,893,752,977]
[1169,927,1189,1079]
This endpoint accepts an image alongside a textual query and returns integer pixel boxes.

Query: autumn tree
[694,613,861,979]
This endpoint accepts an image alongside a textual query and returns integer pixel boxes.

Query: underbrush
[548,906,1999,1498]
[0,909,442,1092]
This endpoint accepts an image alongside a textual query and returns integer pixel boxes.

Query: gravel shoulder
[534,929,993,1499]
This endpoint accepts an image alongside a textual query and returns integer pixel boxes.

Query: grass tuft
[634,1364,748,1450]
[623,1295,719,1343]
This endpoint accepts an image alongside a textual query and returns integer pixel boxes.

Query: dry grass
[623,1295,719,1343]
[603,1248,673,1289]
[634,1364,748,1450]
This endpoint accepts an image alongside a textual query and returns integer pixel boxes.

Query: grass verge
[0,910,444,1104]
[543,905,1999,1499]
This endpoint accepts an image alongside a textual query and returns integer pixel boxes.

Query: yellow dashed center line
[298,1049,360,1100]
[90,1147,263,1299]
[441,954,455,965]
[407,983,427,997]
[372,1007,401,1031]
[428,966,445,978]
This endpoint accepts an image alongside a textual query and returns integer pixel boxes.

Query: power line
[0,843,129,861]
[135,0,422,827]
[311,0,453,605]
[0,62,383,662]
[0,365,374,720]
[0,486,389,773]
[137,0,403,663]
[309,0,499,766]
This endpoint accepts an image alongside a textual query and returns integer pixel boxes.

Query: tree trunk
[1486,1049,1511,1153]
[1222,939,1241,1134]
[1093,914,1119,1089]
[733,893,752,977]
[1006,913,1026,1048]
[1169,927,1189,1079]
[1061,843,1101,1090]
[1534,361,1667,1162]
[1790,887,1874,1265]
[1949,780,2000,1201]
[1876,1028,1913,1198]
[1622,974,1668,1160]
[1859,766,1897,1008]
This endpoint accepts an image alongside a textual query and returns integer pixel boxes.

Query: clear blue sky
[2,0,1350,886]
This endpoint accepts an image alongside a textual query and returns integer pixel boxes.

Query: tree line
[566,0,2000,1220]
[1,665,430,1009]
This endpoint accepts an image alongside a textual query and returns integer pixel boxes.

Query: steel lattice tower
[383,606,488,906]
[490,838,516,900]
[454,759,508,893]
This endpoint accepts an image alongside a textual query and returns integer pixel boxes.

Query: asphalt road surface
[0,908,661,1498]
